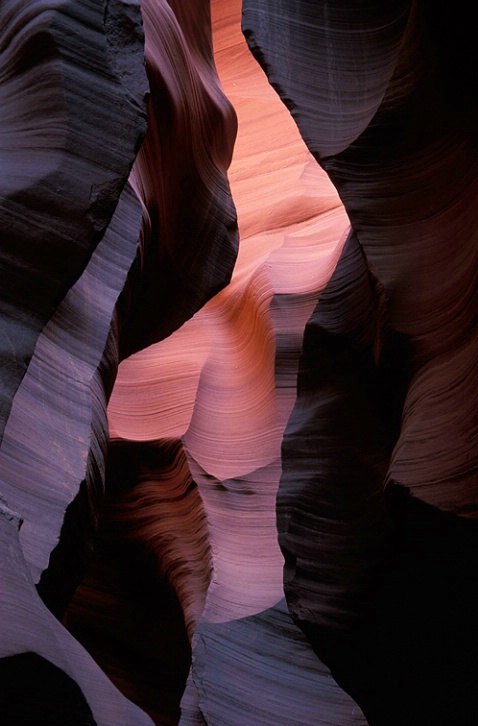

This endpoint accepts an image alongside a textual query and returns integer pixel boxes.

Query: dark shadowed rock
[1,1,238,723]
[0,0,148,440]
[244,0,478,722]
[118,0,239,357]
[0,500,154,725]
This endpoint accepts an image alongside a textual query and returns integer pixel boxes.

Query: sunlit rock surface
[106,0,362,723]
[4,0,474,724]
[244,0,478,723]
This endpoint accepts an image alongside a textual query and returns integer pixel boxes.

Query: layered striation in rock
[1,0,239,723]
[0,2,154,721]
[106,0,366,723]
[65,440,203,726]
[119,0,239,358]
[0,183,143,601]
[0,499,154,725]
[0,0,148,439]
[244,0,478,723]
[5,0,475,723]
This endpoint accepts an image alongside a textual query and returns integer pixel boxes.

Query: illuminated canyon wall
[1,1,477,725]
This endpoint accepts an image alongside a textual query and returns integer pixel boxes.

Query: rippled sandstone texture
[4,0,476,725]
[106,0,367,723]
[1,0,238,723]
[243,1,478,724]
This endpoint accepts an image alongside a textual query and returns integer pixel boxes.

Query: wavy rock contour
[1,0,238,723]
[108,0,365,723]
[243,1,478,723]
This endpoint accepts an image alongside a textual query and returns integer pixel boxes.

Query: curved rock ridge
[243,0,478,513]
[0,0,148,440]
[64,439,205,726]
[0,183,143,595]
[0,0,151,718]
[109,0,348,621]
[119,0,239,358]
[183,599,365,726]
[0,500,154,726]
[1,0,240,723]
[242,0,411,158]
[279,230,391,631]
[108,0,366,723]
[109,0,348,480]
[1,0,239,599]
[56,2,240,719]
[243,0,478,722]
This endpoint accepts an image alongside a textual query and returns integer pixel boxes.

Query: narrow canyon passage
[89,0,355,723]
[2,1,477,725]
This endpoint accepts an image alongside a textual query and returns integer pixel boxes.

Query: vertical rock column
[244,1,478,723]
[0,1,155,722]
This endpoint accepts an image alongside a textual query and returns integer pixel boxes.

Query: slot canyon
[1,1,477,724]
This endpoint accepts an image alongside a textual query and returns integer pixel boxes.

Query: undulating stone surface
[6,0,474,723]
[0,0,148,440]
[1,0,239,723]
[0,183,144,605]
[244,0,478,723]
[186,599,365,726]
[0,499,154,725]
[0,0,149,616]
[119,0,239,358]
[64,440,207,726]
[107,0,366,723]
[279,230,392,631]
[0,1,153,720]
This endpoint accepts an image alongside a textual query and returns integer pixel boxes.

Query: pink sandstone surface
[1,1,478,725]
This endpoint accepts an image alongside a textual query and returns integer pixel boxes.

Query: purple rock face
[244,0,478,723]
[0,0,148,439]
[243,1,411,158]
[0,1,153,722]
[0,499,154,725]
[3,0,478,724]
[0,1,238,722]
